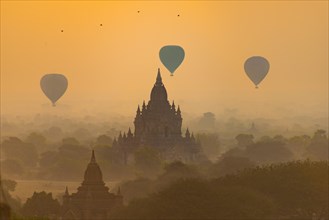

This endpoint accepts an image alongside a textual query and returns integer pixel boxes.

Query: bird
[61,30,64,32]
[100,23,103,26]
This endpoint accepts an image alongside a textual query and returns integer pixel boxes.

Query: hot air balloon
[40,74,68,106]
[244,56,270,88]
[159,45,185,76]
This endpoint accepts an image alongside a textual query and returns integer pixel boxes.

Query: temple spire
[156,68,162,85]
[65,186,69,196]
[118,132,123,143]
[185,128,190,139]
[171,101,176,111]
[91,150,96,163]
[113,138,117,146]
[177,105,181,115]
[127,128,133,138]
[137,105,141,115]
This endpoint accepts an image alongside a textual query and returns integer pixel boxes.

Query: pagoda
[62,150,122,220]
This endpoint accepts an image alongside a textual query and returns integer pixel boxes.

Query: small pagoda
[62,150,122,220]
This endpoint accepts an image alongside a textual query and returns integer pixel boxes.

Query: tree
[134,147,162,177]
[288,135,311,150]
[96,134,113,146]
[111,160,328,219]
[220,147,245,158]
[25,132,48,153]
[235,134,254,147]
[306,130,328,160]
[312,129,327,141]
[1,137,38,168]
[0,178,21,213]
[72,128,91,141]
[273,135,287,143]
[62,137,79,145]
[157,161,201,186]
[245,139,293,164]
[37,141,90,180]
[196,133,221,160]
[198,112,216,130]
[22,191,60,218]
[117,178,154,205]
[45,126,63,140]
[211,156,255,177]
[26,132,46,147]
[216,160,328,219]
[110,179,276,219]
[1,159,24,176]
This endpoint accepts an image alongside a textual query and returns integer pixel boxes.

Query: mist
[1,1,328,220]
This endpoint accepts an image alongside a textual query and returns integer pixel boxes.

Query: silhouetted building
[249,122,259,135]
[62,150,122,220]
[113,69,201,163]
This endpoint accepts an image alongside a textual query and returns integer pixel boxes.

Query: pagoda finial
[128,127,133,138]
[118,132,123,143]
[64,186,69,196]
[91,150,96,163]
[172,101,176,111]
[113,138,117,146]
[191,132,195,141]
[185,128,190,138]
[156,68,162,85]
[137,105,141,115]
[177,105,181,115]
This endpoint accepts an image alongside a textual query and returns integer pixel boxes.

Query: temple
[113,68,201,164]
[62,150,122,220]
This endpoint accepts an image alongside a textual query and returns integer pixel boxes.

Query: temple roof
[150,68,168,102]
[82,150,104,185]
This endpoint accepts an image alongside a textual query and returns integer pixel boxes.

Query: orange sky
[1,1,328,118]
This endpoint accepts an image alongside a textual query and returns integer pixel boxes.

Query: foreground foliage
[111,160,328,219]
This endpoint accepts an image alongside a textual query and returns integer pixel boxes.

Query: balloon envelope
[40,74,68,106]
[244,56,270,88]
[159,45,185,75]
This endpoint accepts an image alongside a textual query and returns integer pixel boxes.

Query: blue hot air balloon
[159,45,185,76]
[40,74,68,106]
[244,56,270,88]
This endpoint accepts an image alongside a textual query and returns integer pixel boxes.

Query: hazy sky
[1,1,328,118]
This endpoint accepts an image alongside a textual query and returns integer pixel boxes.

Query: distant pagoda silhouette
[62,150,122,220]
[113,68,201,164]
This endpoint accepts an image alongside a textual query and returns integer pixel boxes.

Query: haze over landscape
[0,1,328,220]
